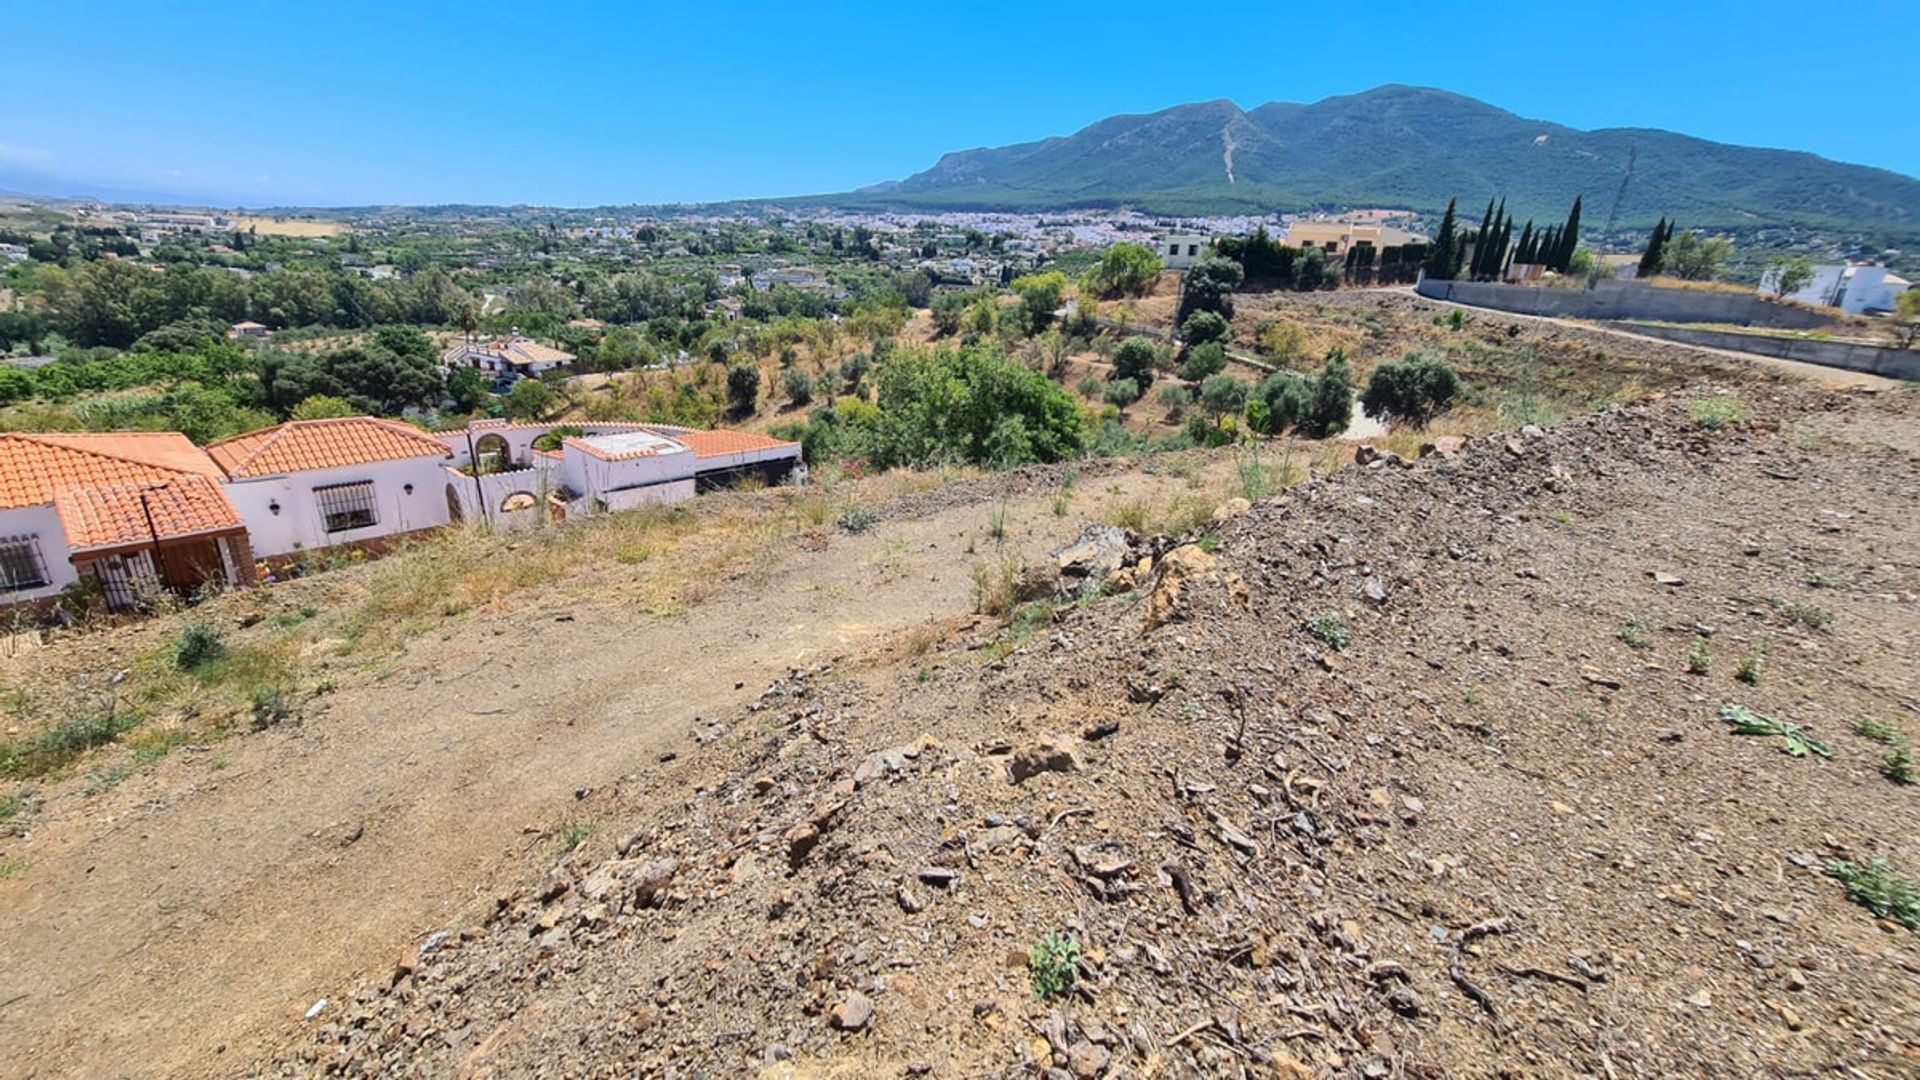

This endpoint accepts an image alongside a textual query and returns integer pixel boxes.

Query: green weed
[1304,613,1351,651]
[1824,858,1919,931]
[1027,929,1081,1000]
[1719,704,1831,758]
[1689,394,1748,431]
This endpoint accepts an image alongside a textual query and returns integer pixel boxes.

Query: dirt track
[255,383,1920,1079]
[0,464,1230,1078]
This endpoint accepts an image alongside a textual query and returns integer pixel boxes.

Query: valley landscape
[2,9,1919,1078]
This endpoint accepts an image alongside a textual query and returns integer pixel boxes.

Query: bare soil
[241,382,1917,1078]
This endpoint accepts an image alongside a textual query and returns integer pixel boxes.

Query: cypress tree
[1555,196,1583,272]
[1494,212,1514,280]
[1471,198,1495,279]
[1515,220,1535,265]
[1425,198,1459,280]
[1638,217,1668,278]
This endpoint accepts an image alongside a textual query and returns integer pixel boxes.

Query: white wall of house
[596,479,696,512]
[444,464,560,531]
[1761,264,1909,316]
[0,504,79,603]
[1160,236,1207,270]
[227,456,456,558]
[559,444,693,497]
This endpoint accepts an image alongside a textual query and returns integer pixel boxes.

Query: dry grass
[232,216,346,237]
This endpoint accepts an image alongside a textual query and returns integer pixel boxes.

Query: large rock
[1143,544,1248,631]
[1008,740,1080,784]
[1052,525,1131,592]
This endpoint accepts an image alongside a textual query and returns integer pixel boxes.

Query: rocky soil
[262,384,1920,1078]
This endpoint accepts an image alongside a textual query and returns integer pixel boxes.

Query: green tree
[447,366,490,413]
[1082,242,1161,298]
[1176,255,1244,323]
[1103,377,1141,407]
[1255,371,1311,433]
[1110,336,1160,390]
[782,367,814,406]
[1199,374,1249,418]
[1179,342,1227,383]
[289,394,359,420]
[1424,198,1460,281]
[1765,256,1815,300]
[1553,196,1583,272]
[1891,289,1920,349]
[1638,218,1670,278]
[1664,230,1732,281]
[1360,352,1459,427]
[1181,309,1229,346]
[504,377,554,421]
[726,361,761,414]
[1302,351,1354,438]
[1009,271,1068,333]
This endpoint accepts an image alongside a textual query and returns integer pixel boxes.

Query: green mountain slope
[839,85,1920,235]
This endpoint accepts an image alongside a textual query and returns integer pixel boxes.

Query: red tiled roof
[674,430,801,460]
[0,432,221,509]
[205,417,450,479]
[53,475,244,552]
[0,432,244,552]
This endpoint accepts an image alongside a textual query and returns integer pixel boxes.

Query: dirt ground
[1,308,1916,1077]
[252,382,1920,1079]
[0,455,1249,1078]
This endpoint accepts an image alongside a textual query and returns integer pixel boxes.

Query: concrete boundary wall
[1610,323,1920,380]
[1416,278,1835,330]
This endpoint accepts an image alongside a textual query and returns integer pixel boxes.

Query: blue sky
[3,0,1913,207]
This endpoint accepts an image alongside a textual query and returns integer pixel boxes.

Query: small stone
[1008,741,1079,784]
[832,992,873,1032]
[1067,1041,1111,1078]
[1685,989,1713,1009]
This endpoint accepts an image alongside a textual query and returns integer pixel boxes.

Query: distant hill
[832,85,1920,237]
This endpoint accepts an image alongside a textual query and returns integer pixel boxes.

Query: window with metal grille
[0,534,50,592]
[314,481,379,533]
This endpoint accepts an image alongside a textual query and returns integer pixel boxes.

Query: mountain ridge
[833,85,1920,236]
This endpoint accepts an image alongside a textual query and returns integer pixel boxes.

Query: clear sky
[4,0,1913,207]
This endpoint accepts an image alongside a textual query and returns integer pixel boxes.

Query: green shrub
[781,368,813,406]
[1179,342,1226,383]
[1199,374,1249,417]
[1180,310,1229,347]
[1361,352,1460,427]
[1111,336,1159,390]
[1690,394,1748,430]
[172,622,227,671]
[1103,378,1142,407]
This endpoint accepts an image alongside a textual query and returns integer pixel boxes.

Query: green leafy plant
[1824,858,1920,931]
[1736,639,1770,684]
[1028,929,1081,999]
[837,505,878,534]
[1686,636,1712,675]
[560,820,598,853]
[171,622,227,671]
[1719,704,1831,758]
[1615,615,1654,650]
[1304,613,1351,651]
[1883,745,1916,785]
[1689,393,1748,430]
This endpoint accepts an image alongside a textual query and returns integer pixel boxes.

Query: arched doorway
[473,433,511,475]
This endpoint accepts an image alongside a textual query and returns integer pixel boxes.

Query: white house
[436,419,803,529]
[1759,262,1912,316]
[0,432,255,611]
[203,417,458,560]
[1158,235,1209,270]
[439,335,576,382]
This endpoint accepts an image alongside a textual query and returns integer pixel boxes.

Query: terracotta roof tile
[674,430,801,460]
[206,417,451,479]
[54,475,244,552]
[0,432,219,510]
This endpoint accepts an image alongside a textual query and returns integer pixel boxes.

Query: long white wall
[227,456,456,558]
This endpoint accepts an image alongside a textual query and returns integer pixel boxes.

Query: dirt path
[0,466,1224,1078]
[1369,285,1906,389]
